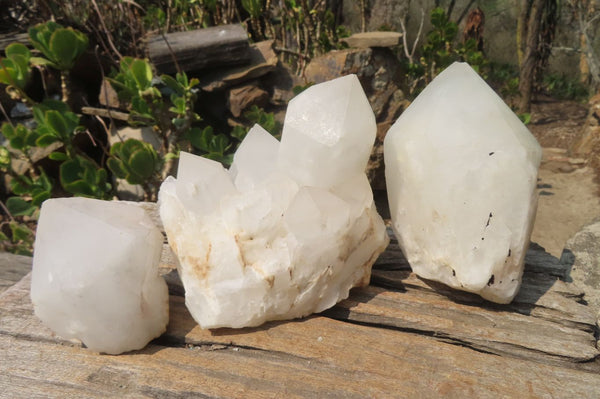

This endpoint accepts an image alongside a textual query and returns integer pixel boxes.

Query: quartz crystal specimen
[159,74,389,329]
[30,198,169,354]
[384,62,542,304]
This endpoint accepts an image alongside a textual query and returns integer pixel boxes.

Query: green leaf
[28,21,61,58]
[63,180,94,197]
[187,126,213,152]
[2,123,16,139]
[48,151,68,161]
[161,74,184,96]
[83,164,96,186]
[0,231,8,241]
[39,99,70,113]
[45,110,69,139]
[25,130,39,147]
[49,28,88,70]
[59,158,82,185]
[0,56,29,89]
[10,222,34,242]
[129,148,155,179]
[518,113,532,125]
[6,197,36,217]
[29,56,58,69]
[122,139,141,159]
[0,146,11,169]
[38,170,52,191]
[5,43,30,60]
[10,179,31,195]
[31,190,50,207]
[8,136,25,150]
[211,134,230,154]
[130,59,153,91]
[107,158,127,179]
[36,134,59,147]
[230,125,248,141]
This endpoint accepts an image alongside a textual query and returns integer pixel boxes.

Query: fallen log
[146,24,251,74]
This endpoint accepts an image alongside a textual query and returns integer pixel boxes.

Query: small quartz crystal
[384,62,542,303]
[160,74,389,329]
[30,198,169,354]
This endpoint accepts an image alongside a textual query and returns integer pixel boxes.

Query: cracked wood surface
[1,206,599,397]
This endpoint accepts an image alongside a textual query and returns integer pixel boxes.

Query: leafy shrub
[405,8,488,96]
[543,74,589,101]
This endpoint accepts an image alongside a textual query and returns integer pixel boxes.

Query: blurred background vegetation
[0,0,599,254]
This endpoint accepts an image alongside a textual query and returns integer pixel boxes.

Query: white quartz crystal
[160,74,388,329]
[30,198,169,354]
[384,62,542,304]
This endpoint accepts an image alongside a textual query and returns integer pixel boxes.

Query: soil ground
[528,95,600,257]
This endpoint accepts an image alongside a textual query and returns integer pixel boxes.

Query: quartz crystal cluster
[31,198,169,354]
[159,74,389,329]
[384,62,542,304]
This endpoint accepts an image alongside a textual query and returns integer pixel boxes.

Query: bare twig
[0,101,12,126]
[400,8,425,64]
[161,33,183,75]
[90,0,123,60]
[456,0,476,26]
[81,106,131,121]
[0,200,15,222]
[274,47,311,60]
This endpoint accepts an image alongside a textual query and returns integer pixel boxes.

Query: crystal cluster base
[160,74,389,328]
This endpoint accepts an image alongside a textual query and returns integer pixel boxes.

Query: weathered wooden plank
[153,230,599,369]
[0,252,31,294]
[372,268,595,332]
[146,24,251,74]
[2,201,598,397]
[325,284,598,368]
[2,276,600,398]
[0,334,404,399]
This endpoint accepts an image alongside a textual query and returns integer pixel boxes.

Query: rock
[540,147,586,173]
[561,217,600,323]
[342,31,402,48]
[200,40,278,92]
[366,121,391,191]
[304,48,407,122]
[159,75,389,329]
[98,78,121,109]
[108,125,162,149]
[384,62,542,304]
[30,198,169,354]
[227,82,269,117]
[261,61,304,106]
[10,102,32,118]
[571,92,600,180]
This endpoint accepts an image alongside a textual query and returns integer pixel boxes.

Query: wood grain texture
[0,252,31,294]
[2,275,600,398]
[146,24,251,74]
[1,203,599,397]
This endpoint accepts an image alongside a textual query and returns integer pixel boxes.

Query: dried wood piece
[2,276,600,398]
[0,252,31,294]
[146,24,251,74]
[0,32,29,53]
